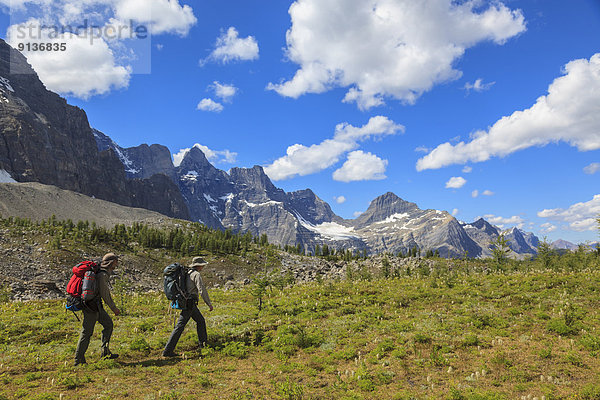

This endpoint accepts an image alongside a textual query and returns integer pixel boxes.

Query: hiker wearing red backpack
[74,253,121,365]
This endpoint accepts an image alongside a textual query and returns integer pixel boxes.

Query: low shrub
[222,341,249,359]
[129,337,151,354]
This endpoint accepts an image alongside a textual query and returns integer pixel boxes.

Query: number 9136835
[17,42,67,52]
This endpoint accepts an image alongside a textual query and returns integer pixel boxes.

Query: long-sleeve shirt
[97,269,118,312]
[186,269,212,308]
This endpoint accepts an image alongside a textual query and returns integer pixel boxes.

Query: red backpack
[66,261,99,311]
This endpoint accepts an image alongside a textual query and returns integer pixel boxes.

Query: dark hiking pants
[74,304,113,363]
[164,299,207,354]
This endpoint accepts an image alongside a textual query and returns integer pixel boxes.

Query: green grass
[1,262,600,399]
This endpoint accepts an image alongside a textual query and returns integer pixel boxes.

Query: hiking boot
[101,352,119,360]
[162,351,177,357]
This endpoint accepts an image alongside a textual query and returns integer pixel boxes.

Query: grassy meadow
[1,254,600,400]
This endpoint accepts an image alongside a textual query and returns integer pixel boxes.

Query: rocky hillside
[0,181,174,228]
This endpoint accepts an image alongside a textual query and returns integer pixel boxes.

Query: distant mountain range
[93,127,544,258]
[550,239,599,252]
[0,39,579,258]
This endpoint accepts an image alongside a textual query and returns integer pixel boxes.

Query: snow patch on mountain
[220,193,234,202]
[95,131,140,175]
[375,213,410,224]
[0,169,16,183]
[295,212,358,240]
[182,171,199,182]
[0,76,14,92]
[245,200,283,208]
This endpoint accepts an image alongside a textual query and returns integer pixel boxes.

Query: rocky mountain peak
[470,218,500,236]
[551,239,577,251]
[229,165,269,184]
[229,166,285,201]
[373,192,417,209]
[353,192,419,228]
[93,129,175,180]
[288,188,341,225]
[179,146,213,171]
[502,226,536,254]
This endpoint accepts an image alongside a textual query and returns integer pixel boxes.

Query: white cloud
[445,176,466,189]
[462,166,472,173]
[464,78,495,93]
[452,208,459,216]
[333,151,388,182]
[268,0,525,110]
[264,116,403,181]
[353,211,364,218]
[584,162,600,175]
[211,81,237,102]
[483,214,525,229]
[537,194,600,232]
[570,219,597,231]
[472,189,493,197]
[417,54,600,171]
[415,146,430,153]
[114,0,196,36]
[541,223,557,233]
[334,196,346,204]
[7,19,131,99]
[204,27,259,64]
[197,98,224,113]
[173,143,237,166]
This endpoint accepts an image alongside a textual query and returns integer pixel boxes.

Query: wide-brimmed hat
[189,256,208,268]
[101,252,119,267]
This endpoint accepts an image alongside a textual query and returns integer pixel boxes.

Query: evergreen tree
[260,233,269,247]
[490,234,511,265]
[536,237,555,269]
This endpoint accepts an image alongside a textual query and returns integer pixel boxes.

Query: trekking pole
[172,303,178,329]
[65,305,81,321]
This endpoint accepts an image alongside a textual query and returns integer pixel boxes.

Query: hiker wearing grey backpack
[163,256,213,357]
[74,253,121,365]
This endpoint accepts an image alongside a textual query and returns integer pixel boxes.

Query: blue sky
[1,0,599,244]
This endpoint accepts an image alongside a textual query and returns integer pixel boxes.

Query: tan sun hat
[101,252,119,267]
[189,256,208,268]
